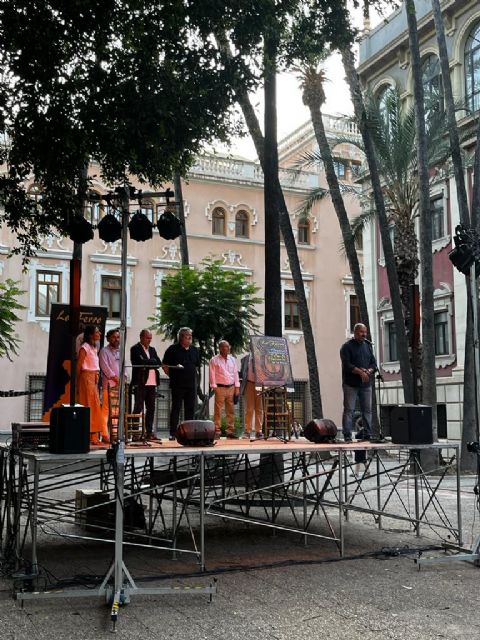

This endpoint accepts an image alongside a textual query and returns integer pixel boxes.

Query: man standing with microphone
[340,323,377,443]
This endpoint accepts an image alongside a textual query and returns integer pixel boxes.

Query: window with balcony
[284,290,301,330]
[212,207,226,236]
[101,275,121,319]
[297,219,310,245]
[36,271,61,317]
[430,196,445,241]
[465,22,480,113]
[349,295,361,333]
[384,320,397,362]
[434,310,450,356]
[235,210,249,238]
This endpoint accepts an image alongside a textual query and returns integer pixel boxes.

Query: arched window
[465,22,480,113]
[212,207,226,236]
[377,85,395,127]
[422,54,444,113]
[235,210,249,238]
[297,219,310,245]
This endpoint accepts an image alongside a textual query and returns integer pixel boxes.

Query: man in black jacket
[130,329,162,441]
[162,327,200,440]
[340,323,377,443]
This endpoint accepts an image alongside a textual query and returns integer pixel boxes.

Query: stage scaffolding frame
[0,440,462,592]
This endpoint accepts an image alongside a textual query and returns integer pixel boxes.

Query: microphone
[364,338,374,345]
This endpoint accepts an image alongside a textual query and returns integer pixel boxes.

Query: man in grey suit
[240,353,264,440]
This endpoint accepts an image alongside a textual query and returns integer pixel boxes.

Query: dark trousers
[170,386,196,437]
[133,384,156,434]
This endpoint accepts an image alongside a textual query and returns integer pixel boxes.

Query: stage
[0,437,461,598]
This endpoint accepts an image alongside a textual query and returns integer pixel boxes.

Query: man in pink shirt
[209,340,240,439]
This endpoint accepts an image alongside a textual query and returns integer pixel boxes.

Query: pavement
[0,446,479,640]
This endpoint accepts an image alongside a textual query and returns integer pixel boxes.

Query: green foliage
[151,259,261,363]
[0,1,251,256]
[0,279,25,360]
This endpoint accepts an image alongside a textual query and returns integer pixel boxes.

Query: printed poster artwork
[42,304,108,421]
[249,336,294,389]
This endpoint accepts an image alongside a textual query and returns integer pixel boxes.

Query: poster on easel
[42,303,108,421]
[249,336,294,391]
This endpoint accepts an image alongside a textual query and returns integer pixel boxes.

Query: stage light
[67,215,94,244]
[157,209,182,240]
[97,213,122,243]
[128,211,153,241]
[448,224,480,276]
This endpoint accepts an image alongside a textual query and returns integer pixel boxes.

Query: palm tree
[405,0,437,458]
[431,0,479,471]
[341,48,415,402]
[215,31,323,418]
[299,65,370,334]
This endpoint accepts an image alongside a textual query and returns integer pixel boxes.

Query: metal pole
[456,443,463,546]
[338,450,344,556]
[199,453,205,572]
[31,460,40,575]
[469,265,480,443]
[113,187,129,604]
[413,451,420,537]
[376,451,382,530]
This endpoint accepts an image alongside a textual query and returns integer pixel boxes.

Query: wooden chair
[108,383,145,442]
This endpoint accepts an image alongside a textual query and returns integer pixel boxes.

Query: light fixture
[67,215,94,244]
[128,211,153,241]
[97,213,122,243]
[157,208,181,240]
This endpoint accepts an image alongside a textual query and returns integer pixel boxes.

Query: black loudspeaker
[390,404,433,445]
[49,406,90,453]
[303,419,338,443]
[176,420,215,446]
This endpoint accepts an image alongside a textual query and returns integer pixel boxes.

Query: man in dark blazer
[130,329,162,441]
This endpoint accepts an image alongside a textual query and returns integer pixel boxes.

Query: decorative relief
[98,240,121,255]
[161,244,181,262]
[222,250,245,267]
[283,257,305,272]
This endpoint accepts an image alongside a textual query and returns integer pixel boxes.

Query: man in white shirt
[209,340,240,438]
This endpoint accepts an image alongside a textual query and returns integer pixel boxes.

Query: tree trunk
[406,0,438,473]
[174,173,189,267]
[431,0,476,470]
[341,47,414,403]
[263,30,282,337]
[215,32,323,418]
[305,95,370,331]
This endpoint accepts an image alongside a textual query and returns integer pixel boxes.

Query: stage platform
[0,438,461,597]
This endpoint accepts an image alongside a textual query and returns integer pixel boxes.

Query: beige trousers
[243,381,264,434]
[214,386,235,434]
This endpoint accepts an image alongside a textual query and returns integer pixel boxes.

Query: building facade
[0,116,362,432]
[358,0,480,439]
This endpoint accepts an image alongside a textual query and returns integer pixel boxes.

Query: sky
[216,3,390,161]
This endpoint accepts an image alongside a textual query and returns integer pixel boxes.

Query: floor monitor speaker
[176,420,215,446]
[390,404,433,445]
[49,405,90,454]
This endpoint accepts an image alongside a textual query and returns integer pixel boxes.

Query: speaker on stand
[49,405,90,454]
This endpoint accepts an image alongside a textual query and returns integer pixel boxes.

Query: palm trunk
[263,30,282,337]
[341,47,414,403]
[305,96,370,330]
[216,32,323,418]
[173,173,189,267]
[406,0,438,473]
[431,0,476,470]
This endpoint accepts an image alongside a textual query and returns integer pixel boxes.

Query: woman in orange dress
[76,325,109,445]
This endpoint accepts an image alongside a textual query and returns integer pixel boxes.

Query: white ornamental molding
[283,257,305,272]
[232,203,257,226]
[205,199,232,221]
[161,243,181,262]
[286,332,303,345]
